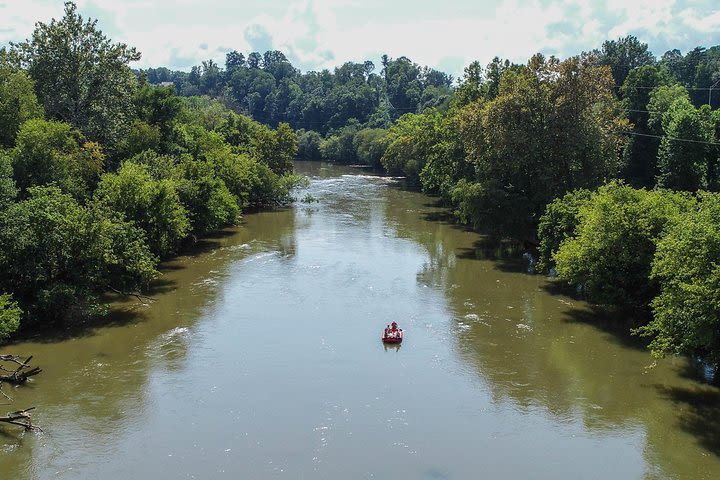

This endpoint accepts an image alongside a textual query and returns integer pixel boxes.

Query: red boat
[382,327,403,343]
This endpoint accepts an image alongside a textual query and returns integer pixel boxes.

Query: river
[2,162,719,479]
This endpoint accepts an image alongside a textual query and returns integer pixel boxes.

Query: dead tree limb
[0,407,41,431]
[0,355,42,384]
[106,285,155,303]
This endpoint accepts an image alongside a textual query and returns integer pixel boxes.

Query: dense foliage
[140,52,452,135]
[552,183,695,308]
[642,193,720,365]
[0,3,300,340]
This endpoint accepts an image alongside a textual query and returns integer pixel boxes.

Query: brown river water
[2,162,720,479]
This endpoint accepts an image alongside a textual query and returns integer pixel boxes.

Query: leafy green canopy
[10,1,140,150]
[0,67,43,147]
[0,293,21,340]
[0,186,157,326]
[94,162,190,257]
[640,193,720,365]
[553,182,696,308]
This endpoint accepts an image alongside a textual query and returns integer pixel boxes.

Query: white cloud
[678,8,720,33]
[1,0,719,77]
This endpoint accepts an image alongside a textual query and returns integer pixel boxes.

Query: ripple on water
[147,326,192,360]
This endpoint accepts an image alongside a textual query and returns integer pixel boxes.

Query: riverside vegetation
[2,3,720,375]
[0,3,302,341]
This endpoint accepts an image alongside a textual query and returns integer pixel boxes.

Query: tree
[536,188,594,274]
[0,151,17,210]
[11,1,141,148]
[619,65,670,186]
[94,162,190,257]
[172,157,240,234]
[641,192,720,368]
[0,293,21,340]
[296,129,322,160]
[455,54,628,233]
[646,84,691,134]
[320,124,359,163]
[212,152,283,207]
[134,83,184,152]
[656,100,714,191]
[225,50,246,73]
[0,186,157,325]
[353,128,389,168]
[11,119,104,200]
[453,61,485,108]
[251,122,298,175]
[0,67,43,147]
[553,182,695,308]
[596,35,655,88]
[382,110,444,181]
[247,52,262,69]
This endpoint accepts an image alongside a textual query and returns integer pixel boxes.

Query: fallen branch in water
[0,407,41,431]
[0,356,43,431]
[0,355,42,384]
[106,285,156,303]
[0,383,12,403]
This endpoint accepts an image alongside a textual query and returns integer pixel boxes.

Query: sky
[1,0,719,79]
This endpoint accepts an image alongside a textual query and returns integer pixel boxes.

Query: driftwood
[0,355,42,431]
[0,355,42,384]
[0,407,41,431]
[106,285,155,303]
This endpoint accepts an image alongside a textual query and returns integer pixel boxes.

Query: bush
[554,182,695,308]
[640,192,720,366]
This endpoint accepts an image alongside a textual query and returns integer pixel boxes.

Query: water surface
[2,162,719,479]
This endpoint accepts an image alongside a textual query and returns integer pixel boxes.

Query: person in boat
[391,321,398,332]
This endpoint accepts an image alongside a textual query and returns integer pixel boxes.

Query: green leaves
[94,162,190,257]
[0,293,21,340]
[656,101,714,191]
[0,186,158,326]
[11,119,103,200]
[641,193,720,364]
[11,1,140,148]
[552,182,695,308]
[0,67,43,147]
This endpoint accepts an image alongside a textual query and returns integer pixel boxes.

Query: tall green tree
[454,54,628,233]
[11,118,104,200]
[553,182,695,308]
[172,157,240,234]
[641,192,720,367]
[0,151,17,210]
[353,128,389,168]
[0,293,21,340]
[381,110,444,181]
[0,67,43,147]
[619,65,670,186]
[656,100,714,191]
[596,35,655,88]
[0,186,157,325]
[11,1,141,148]
[94,162,190,257]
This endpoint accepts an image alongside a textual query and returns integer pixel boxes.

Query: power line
[614,85,720,91]
[621,130,720,146]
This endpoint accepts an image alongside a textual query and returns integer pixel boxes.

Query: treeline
[140,52,453,135]
[0,2,300,341]
[362,37,720,369]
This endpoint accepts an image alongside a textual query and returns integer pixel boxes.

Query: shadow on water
[655,381,720,456]
[7,305,149,345]
[557,303,650,351]
[456,237,529,273]
[177,229,237,258]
